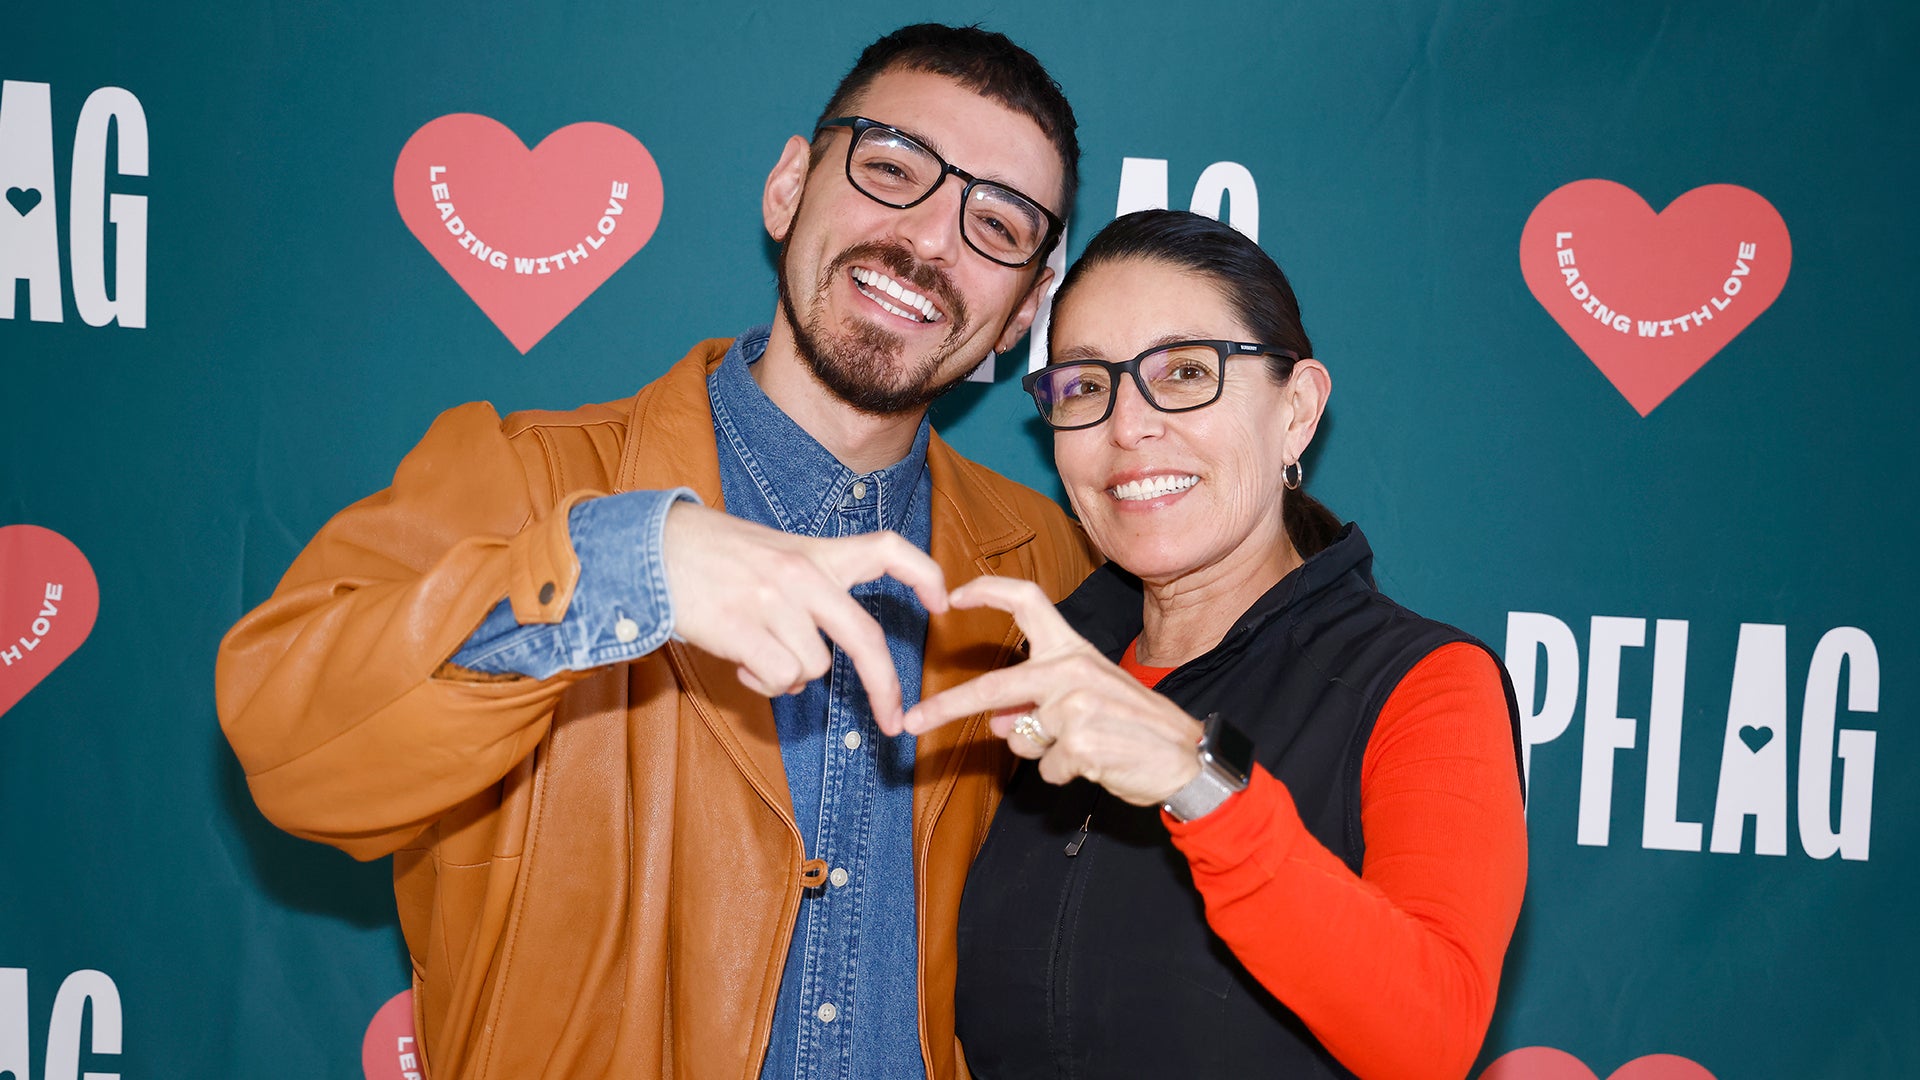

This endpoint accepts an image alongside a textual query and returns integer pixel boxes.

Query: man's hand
[662,502,947,732]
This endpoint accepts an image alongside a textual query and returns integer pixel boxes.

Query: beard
[776,229,979,417]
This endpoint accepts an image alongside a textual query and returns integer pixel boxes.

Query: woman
[900,210,1527,1079]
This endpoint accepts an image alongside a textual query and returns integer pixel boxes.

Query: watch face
[1202,712,1255,786]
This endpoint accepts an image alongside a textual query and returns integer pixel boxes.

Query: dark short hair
[815,23,1080,245]
[1052,209,1342,556]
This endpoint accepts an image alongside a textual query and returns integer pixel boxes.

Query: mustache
[824,241,968,328]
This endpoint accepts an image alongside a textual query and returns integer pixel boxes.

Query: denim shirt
[452,327,931,1080]
[451,485,694,678]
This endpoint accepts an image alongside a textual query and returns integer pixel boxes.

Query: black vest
[954,525,1523,1079]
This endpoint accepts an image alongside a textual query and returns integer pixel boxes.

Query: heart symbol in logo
[1520,180,1790,415]
[394,114,665,353]
[0,525,100,719]
[1739,724,1773,752]
[360,989,416,1080]
[5,186,42,216]
[1479,1047,1717,1080]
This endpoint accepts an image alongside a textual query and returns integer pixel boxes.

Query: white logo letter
[71,86,149,329]
[46,968,122,1080]
[1799,627,1878,860]
[0,968,29,1080]
[1189,161,1258,241]
[1503,611,1579,804]
[0,80,64,322]
[1710,624,1790,856]
[1578,616,1645,846]
[1642,619,1703,851]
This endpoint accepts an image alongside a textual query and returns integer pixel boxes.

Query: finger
[730,627,809,699]
[805,587,907,733]
[988,707,1045,743]
[903,652,1115,734]
[737,664,793,699]
[901,664,1052,735]
[1010,712,1066,757]
[736,659,800,699]
[1036,745,1078,786]
[759,599,834,690]
[946,576,1081,654]
[1007,723,1050,759]
[986,708,1027,740]
[817,531,949,615]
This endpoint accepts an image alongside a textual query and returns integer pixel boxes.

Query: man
[215,24,1095,1080]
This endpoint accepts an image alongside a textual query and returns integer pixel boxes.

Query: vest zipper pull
[1064,814,1092,856]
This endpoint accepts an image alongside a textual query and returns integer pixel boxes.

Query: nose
[1105,372,1164,447]
[893,173,966,266]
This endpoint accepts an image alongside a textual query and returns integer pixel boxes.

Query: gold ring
[1010,713,1054,749]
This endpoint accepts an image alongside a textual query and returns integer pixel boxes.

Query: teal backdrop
[3,3,1916,1077]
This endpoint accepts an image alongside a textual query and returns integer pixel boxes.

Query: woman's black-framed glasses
[1021,340,1299,431]
[815,117,1063,268]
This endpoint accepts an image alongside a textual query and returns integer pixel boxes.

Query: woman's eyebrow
[1050,344,1108,363]
[1050,332,1213,364]
[1143,331,1211,350]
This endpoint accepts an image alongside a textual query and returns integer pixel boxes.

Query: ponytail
[1283,488,1342,559]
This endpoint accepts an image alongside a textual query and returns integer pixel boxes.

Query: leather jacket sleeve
[214,400,597,860]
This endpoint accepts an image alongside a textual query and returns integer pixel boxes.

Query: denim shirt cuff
[449,487,701,678]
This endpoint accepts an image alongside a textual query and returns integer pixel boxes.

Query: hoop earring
[1283,460,1303,490]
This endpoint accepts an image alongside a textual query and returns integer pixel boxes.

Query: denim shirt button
[829,867,849,888]
[614,617,640,643]
[815,1002,838,1023]
[851,480,867,500]
[843,730,862,750]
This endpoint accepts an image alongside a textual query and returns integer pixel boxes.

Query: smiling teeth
[1110,475,1199,501]
[852,267,941,322]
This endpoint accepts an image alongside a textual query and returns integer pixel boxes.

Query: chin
[1090,531,1203,584]
[1127,557,1206,587]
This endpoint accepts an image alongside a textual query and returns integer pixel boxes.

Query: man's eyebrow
[886,120,1033,192]
[889,122,948,160]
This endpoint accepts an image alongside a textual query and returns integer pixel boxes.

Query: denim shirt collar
[708,325,932,539]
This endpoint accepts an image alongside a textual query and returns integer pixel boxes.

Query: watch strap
[1163,760,1244,822]
[1163,711,1254,823]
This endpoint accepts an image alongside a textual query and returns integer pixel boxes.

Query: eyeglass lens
[848,126,1048,264]
[1030,344,1227,427]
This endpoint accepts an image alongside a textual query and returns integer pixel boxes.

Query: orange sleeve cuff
[1164,765,1302,875]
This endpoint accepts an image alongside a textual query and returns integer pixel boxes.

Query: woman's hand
[901,576,1204,807]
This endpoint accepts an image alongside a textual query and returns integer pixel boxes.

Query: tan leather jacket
[216,340,1097,1080]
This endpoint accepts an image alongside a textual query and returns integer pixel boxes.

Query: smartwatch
[1162,711,1254,823]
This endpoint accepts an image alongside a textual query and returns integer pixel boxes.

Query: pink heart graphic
[394,114,664,353]
[0,525,99,719]
[1519,180,1790,415]
[1479,1047,1718,1080]
[361,989,417,1080]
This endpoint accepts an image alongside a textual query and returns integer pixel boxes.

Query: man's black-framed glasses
[1021,340,1299,431]
[815,116,1063,268]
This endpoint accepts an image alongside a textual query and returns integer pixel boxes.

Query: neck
[755,314,929,475]
[1135,528,1303,668]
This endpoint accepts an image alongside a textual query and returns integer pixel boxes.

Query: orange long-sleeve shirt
[1124,640,1528,1080]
